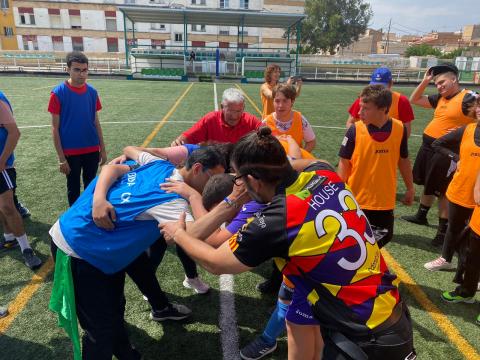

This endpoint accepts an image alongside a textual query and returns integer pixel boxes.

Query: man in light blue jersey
[49,145,225,360]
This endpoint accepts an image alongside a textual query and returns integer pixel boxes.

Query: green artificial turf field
[0,76,479,359]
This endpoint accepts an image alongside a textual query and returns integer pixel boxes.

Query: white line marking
[214,82,240,359]
[17,121,423,138]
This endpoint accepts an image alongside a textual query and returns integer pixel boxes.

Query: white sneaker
[477,282,480,292]
[424,257,453,271]
[183,276,210,294]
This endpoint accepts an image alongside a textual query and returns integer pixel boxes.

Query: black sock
[437,218,448,234]
[417,204,430,220]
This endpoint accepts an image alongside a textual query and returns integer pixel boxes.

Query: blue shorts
[285,288,319,326]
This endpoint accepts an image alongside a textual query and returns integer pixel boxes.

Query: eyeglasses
[232,173,258,186]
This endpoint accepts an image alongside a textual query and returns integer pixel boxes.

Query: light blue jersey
[59,160,181,274]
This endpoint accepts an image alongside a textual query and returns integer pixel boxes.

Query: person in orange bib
[260,64,302,119]
[263,84,316,153]
[338,85,414,248]
[402,63,477,247]
[424,96,480,271]
[346,67,415,137]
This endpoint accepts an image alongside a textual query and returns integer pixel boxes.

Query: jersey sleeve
[338,126,356,160]
[96,96,102,111]
[137,151,166,166]
[431,126,465,162]
[182,115,209,144]
[428,94,441,108]
[301,116,316,142]
[230,199,289,267]
[225,201,266,234]
[348,98,361,118]
[397,95,414,123]
[48,92,61,115]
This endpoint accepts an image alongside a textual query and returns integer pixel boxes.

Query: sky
[367,0,479,35]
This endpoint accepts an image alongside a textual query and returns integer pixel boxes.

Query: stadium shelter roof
[118,6,305,29]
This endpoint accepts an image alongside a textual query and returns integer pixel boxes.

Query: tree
[290,0,372,55]
[404,44,442,57]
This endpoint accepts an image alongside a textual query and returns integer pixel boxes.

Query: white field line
[214,81,240,359]
[17,121,423,138]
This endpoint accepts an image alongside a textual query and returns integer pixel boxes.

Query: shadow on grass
[392,233,450,255]
[0,334,73,360]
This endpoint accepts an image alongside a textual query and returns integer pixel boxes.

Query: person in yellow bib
[338,85,414,248]
[424,95,480,271]
[260,64,302,119]
[346,67,415,137]
[402,63,477,247]
[263,84,316,153]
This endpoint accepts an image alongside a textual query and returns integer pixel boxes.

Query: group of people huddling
[1,52,479,360]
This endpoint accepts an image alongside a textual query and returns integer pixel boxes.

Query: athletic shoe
[22,248,42,270]
[16,202,31,218]
[401,214,429,226]
[240,336,277,360]
[183,276,210,294]
[477,282,480,292]
[431,232,445,247]
[424,257,453,271]
[150,303,192,321]
[0,238,19,251]
[0,306,8,318]
[441,290,475,304]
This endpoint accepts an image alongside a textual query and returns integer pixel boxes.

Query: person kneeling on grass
[49,146,225,360]
[160,127,416,360]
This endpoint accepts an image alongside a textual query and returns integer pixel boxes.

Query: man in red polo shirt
[171,88,261,146]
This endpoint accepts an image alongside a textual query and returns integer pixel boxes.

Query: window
[72,36,83,51]
[219,27,229,35]
[52,36,63,51]
[48,8,62,28]
[219,0,228,8]
[18,7,34,25]
[174,33,182,42]
[151,23,166,30]
[151,39,165,49]
[191,0,206,4]
[240,0,248,9]
[191,24,205,32]
[124,0,135,4]
[107,37,118,52]
[219,41,229,48]
[238,30,248,36]
[22,35,38,50]
[105,11,117,32]
[191,41,205,47]
[238,42,248,49]
[3,27,13,36]
[69,9,81,29]
[0,0,9,9]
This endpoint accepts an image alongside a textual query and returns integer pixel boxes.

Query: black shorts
[363,209,394,248]
[413,135,454,196]
[0,168,16,195]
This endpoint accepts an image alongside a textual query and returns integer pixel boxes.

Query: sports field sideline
[0,76,479,360]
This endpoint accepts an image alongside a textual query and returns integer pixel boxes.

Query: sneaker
[150,303,192,321]
[0,306,7,318]
[431,232,445,247]
[183,276,210,294]
[16,202,31,218]
[0,238,19,251]
[477,282,480,292]
[401,214,429,226]
[240,336,277,360]
[22,248,42,270]
[441,290,475,303]
[424,257,453,271]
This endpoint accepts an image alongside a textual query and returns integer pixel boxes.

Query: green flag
[49,249,81,360]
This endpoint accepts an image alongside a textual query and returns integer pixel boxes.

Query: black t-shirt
[428,90,477,114]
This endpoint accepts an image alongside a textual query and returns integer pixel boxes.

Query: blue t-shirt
[226,200,267,234]
[0,91,15,167]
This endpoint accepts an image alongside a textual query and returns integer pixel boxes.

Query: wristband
[223,197,238,208]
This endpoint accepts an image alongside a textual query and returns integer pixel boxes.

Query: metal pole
[286,26,290,53]
[240,16,244,59]
[295,21,302,75]
[122,11,129,67]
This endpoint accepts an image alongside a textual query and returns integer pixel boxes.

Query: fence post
[417,71,421,81]
[356,68,359,80]
[336,67,339,80]
[315,67,317,80]
[397,70,400,81]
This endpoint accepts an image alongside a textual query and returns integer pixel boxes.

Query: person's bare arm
[160,213,252,275]
[337,158,352,182]
[51,114,70,175]
[92,164,131,229]
[0,123,20,172]
[94,112,107,165]
[304,138,316,153]
[410,70,434,108]
[398,157,414,205]
[404,122,412,138]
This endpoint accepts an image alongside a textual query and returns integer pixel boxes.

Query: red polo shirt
[182,111,261,144]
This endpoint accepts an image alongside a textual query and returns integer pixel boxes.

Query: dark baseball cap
[429,63,459,76]
[370,67,392,86]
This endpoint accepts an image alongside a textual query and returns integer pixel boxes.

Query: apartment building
[0,0,18,50]
[11,0,302,55]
